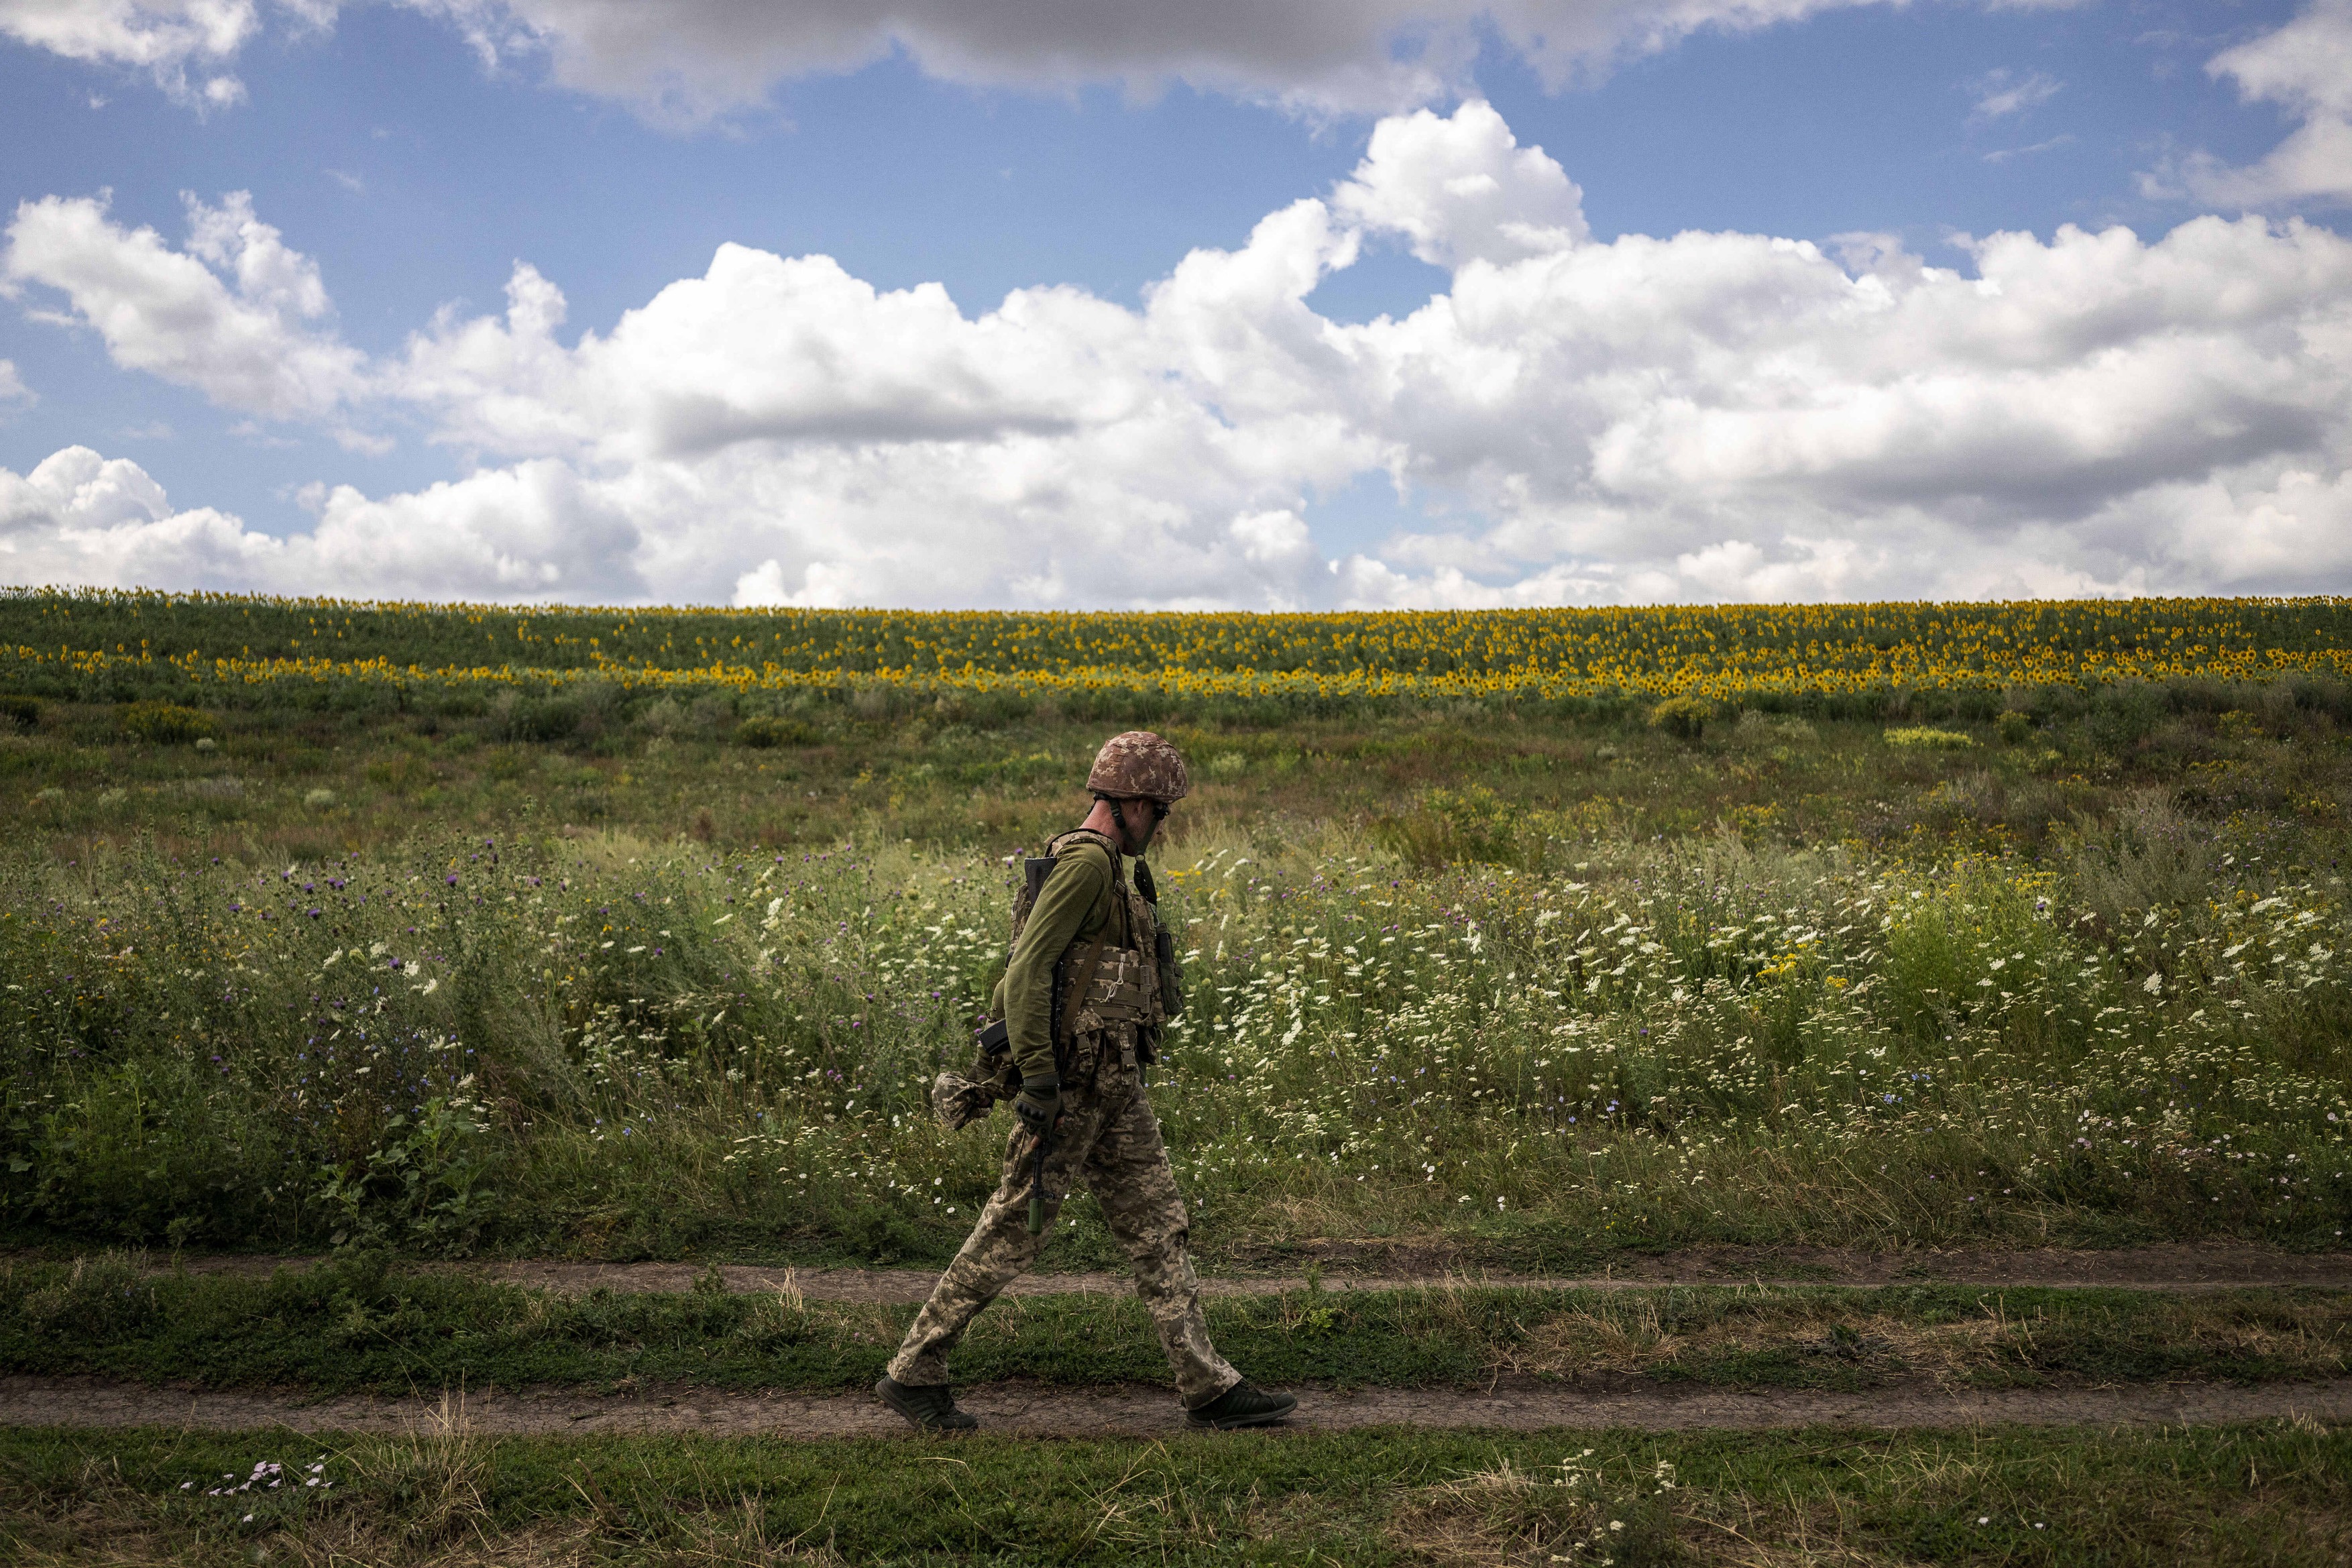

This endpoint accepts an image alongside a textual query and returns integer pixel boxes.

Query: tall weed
[1,814,2347,1261]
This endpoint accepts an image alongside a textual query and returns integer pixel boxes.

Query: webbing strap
[1059,928,1113,1048]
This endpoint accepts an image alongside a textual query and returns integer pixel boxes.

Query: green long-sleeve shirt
[989,838,1119,1082]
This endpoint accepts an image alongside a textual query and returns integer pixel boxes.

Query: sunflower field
[3,589,2349,714]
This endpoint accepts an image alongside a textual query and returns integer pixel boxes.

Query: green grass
[8,1255,2350,1396]
[5,1420,2349,1565]
[1,682,2246,869]
[4,629,2352,1270]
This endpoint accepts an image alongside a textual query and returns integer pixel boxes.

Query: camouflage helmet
[1087,730,1190,803]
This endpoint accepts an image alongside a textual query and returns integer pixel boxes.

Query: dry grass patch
[1393,1450,1688,1566]
[1490,1288,2352,1388]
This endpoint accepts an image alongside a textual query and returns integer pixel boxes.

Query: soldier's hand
[1013,1075,1062,1137]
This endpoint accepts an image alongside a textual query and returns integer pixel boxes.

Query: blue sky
[1,0,2347,607]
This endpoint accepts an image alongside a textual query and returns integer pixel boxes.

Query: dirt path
[131,1242,2352,1302]
[6,1374,2348,1438]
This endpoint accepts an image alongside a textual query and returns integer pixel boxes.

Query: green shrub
[1734,710,1816,745]
[839,1205,926,1263]
[2089,681,2171,750]
[1997,710,2033,744]
[117,702,216,744]
[0,696,38,730]
[1646,695,1714,741]
[17,1251,156,1338]
[735,714,817,748]
[1372,784,1522,866]
[314,1095,498,1254]
[1884,726,1975,750]
[488,691,581,743]
[365,754,437,794]
[2067,789,2216,923]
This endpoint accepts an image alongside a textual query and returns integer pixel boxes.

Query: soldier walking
[877,732,1298,1432]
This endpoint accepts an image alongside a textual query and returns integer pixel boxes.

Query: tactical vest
[937,828,1186,1128]
[1011,828,1168,1046]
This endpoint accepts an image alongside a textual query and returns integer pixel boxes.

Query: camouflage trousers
[886,1024,1240,1408]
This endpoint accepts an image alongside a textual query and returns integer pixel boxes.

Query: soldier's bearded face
[1121,797,1162,852]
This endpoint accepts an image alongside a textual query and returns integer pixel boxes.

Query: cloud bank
[13,0,2341,217]
[0,0,1983,119]
[10,0,2341,205]
[7,99,2352,608]
[407,0,1907,121]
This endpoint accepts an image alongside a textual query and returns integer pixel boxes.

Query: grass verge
[8,1254,2351,1396]
[3,1418,2349,1565]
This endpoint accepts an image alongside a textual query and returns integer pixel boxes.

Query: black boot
[876,1376,978,1432]
[1185,1380,1298,1430]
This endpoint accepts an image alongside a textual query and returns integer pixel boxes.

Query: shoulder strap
[1048,827,1126,885]
[1012,829,1121,953]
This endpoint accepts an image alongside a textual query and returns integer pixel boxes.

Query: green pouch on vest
[1133,858,1183,1022]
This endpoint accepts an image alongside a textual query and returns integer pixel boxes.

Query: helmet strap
[1092,793,1153,855]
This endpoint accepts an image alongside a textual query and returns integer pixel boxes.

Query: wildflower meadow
[1,587,2347,1264]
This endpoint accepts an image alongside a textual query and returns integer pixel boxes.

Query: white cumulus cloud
[2151,0,2352,209]
[9,99,2352,608]
[0,445,644,598]
[0,0,264,105]
[1330,100,1589,265]
[3,190,368,427]
[0,443,288,588]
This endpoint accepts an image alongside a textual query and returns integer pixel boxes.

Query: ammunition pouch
[1071,945,1156,1033]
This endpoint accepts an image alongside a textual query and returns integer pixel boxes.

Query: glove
[1013,1074,1062,1138]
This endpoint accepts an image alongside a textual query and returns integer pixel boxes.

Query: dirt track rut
[14,1245,2344,1439]
[7,1374,2348,1438]
[144,1243,2352,1301]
